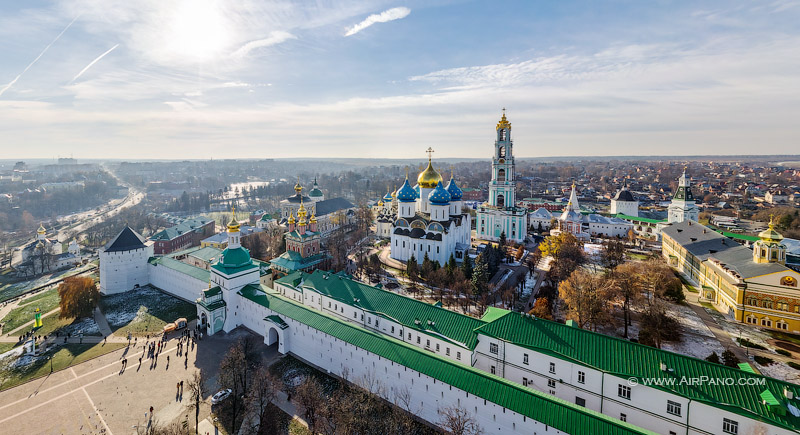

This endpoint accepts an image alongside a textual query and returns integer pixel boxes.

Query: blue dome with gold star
[396,178,417,202]
[446,177,463,201]
[428,181,451,205]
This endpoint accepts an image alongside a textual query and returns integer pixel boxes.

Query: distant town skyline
[1,0,799,159]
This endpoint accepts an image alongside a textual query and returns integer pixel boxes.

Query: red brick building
[150,217,215,255]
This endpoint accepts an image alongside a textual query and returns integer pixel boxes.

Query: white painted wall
[99,245,152,294]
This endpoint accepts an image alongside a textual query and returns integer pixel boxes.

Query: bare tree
[247,367,278,435]
[438,405,483,435]
[559,269,615,331]
[296,376,324,434]
[188,371,206,434]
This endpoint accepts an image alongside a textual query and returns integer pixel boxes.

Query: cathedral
[387,149,471,265]
[476,111,528,243]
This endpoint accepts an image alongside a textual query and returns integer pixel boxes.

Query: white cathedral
[476,111,528,243]
[384,148,471,264]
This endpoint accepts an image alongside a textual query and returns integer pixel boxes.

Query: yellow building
[662,218,800,333]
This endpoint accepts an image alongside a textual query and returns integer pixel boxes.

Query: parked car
[211,389,232,405]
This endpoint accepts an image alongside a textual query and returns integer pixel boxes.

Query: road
[8,165,144,266]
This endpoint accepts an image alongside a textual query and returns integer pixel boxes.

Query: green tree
[722,349,740,368]
[705,352,721,364]
[406,255,419,287]
[421,253,434,279]
[461,254,473,281]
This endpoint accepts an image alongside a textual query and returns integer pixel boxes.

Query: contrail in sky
[0,15,79,98]
[71,44,120,83]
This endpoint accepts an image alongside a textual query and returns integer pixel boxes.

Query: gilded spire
[37,223,46,235]
[227,205,240,233]
[287,212,295,225]
[496,108,511,130]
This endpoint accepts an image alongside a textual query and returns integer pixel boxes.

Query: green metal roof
[189,246,223,262]
[150,217,213,241]
[615,213,666,224]
[761,389,781,406]
[269,251,328,273]
[148,256,210,282]
[211,261,258,276]
[274,270,303,288]
[219,246,251,267]
[475,311,800,431]
[296,270,486,349]
[714,229,760,242]
[236,284,654,435]
[738,362,756,374]
[265,314,289,329]
[204,285,221,298]
[197,298,226,311]
[480,306,511,323]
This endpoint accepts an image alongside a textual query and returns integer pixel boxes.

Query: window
[575,397,585,407]
[523,353,529,365]
[446,347,450,356]
[328,301,331,308]
[547,379,556,388]
[620,413,627,422]
[368,317,371,324]
[549,362,556,374]
[577,371,585,384]
[457,352,461,360]
[522,377,528,386]
[391,326,395,334]
[408,333,412,340]
[667,400,681,416]
[618,384,631,400]
[426,339,430,348]
[417,336,421,344]
[436,343,440,352]
[489,343,499,354]
[491,366,496,375]
[722,418,738,434]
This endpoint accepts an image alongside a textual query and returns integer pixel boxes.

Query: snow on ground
[662,332,725,361]
[667,303,715,338]
[101,285,192,328]
[757,360,800,384]
[0,345,24,361]
[61,317,100,336]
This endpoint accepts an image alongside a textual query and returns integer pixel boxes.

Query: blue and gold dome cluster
[396,178,418,203]
[446,177,463,201]
[428,181,451,205]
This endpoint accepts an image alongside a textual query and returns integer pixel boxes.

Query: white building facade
[668,170,699,224]
[99,226,153,295]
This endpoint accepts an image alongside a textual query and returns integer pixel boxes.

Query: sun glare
[166,0,232,63]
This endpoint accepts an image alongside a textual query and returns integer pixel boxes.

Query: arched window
[499,130,506,141]
[498,145,506,157]
[498,168,506,181]
[497,194,505,208]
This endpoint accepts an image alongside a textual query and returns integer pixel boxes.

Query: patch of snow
[0,345,24,361]
[757,360,800,385]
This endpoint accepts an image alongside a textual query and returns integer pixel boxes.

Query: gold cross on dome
[426,147,434,160]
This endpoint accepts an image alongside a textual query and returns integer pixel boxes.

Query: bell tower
[489,109,515,209]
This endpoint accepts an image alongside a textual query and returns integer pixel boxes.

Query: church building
[476,111,528,243]
[388,149,471,264]
[667,169,699,223]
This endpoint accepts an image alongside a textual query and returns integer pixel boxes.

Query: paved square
[0,328,277,434]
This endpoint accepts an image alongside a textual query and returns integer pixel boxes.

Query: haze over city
[2,0,799,159]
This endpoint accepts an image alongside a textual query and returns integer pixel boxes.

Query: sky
[0,0,799,160]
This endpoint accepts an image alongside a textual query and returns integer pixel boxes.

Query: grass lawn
[100,286,197,337]
[0,342,20,354]
[0,289,61,332]
[9,312,102,338]
[627,253,650,261]
[0,342,126,391]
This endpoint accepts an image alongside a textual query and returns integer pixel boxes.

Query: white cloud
[230,31,296,59]
[71,43,119,83]
[344,7,410,36]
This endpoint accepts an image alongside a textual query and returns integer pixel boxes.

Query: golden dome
[758,215,784,242]
[37,224,46,235]
[378,200,384,207]
[294,182,303,193]
[227,206,240,233]
[287,212,295,225]
[496,110,511,130]
[417,156,442,189]
[309,213,317,224]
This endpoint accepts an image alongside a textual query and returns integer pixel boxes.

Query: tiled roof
[188,246,223,262]
[475,311,800,431]
[148,256,210,282]
[297,270,486,349]
[237,285,653,435]
[104,226,147,252]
